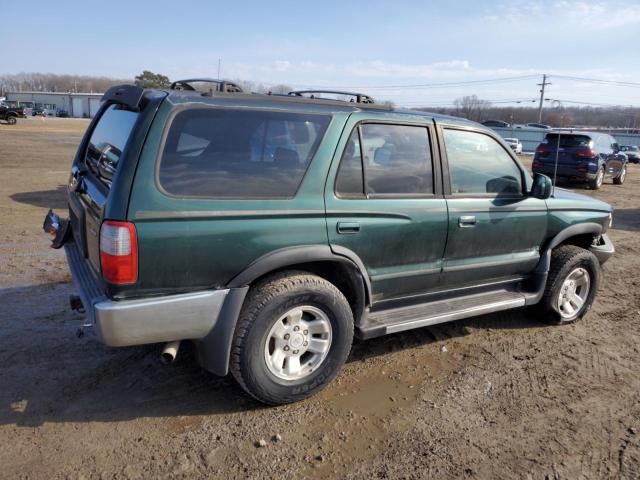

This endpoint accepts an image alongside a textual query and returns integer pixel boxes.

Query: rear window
[85,104,139,185]
[158,109,330,198]
[544,134,592,148]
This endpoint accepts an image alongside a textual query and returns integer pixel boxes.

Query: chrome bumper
[64,241,229,347]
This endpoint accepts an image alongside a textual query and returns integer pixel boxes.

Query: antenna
[552,132,561,196]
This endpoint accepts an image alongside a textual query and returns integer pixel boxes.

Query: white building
[4,91,103,118]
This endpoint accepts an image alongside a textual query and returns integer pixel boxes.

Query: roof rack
[288,89,375,104]
[170,78,244,94]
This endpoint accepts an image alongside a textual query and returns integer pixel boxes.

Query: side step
[358,290,526,339]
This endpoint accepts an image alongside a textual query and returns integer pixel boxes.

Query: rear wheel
[6,115,17,125]
[230,271,354,405]
[613,165,627,185]
[539,245,600,325]
[589,167,604,189]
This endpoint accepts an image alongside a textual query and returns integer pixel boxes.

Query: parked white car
[504,137,523,154]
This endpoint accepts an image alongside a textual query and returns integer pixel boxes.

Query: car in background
[526,123,551,130]
[482,120,510,128]
[0,104,25,124]
[32,107,46,117]
[504,137,523,154]
[532,131,627,189]
[56,110,69,118]
[620,145,639,164]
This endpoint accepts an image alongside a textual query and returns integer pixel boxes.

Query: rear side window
[159,109,331,198]
[335,123,434,197]
[85,104,139,185]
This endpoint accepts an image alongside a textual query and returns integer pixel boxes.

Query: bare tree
[453,95,492,122]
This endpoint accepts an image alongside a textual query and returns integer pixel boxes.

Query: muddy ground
[0,117,639,479]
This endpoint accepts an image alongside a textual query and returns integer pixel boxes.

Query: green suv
[44,80,615,405]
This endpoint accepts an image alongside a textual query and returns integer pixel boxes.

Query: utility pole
[537,74,551,123]
[217,58,221,80]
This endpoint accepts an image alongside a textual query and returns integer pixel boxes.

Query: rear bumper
[590,233,615,265]
[533,166,596,180]
[64,240,229,347]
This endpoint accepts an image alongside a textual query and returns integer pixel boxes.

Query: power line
[304,74,541,90]
[550,75,640,88]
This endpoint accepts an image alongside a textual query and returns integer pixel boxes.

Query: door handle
[458,216,476,228]
[337,222,361,234]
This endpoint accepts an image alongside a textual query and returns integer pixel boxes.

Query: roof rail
[289,89,375,104]
[170,78,244,94]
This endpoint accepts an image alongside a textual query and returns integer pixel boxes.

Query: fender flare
[227,244,372,301]
[534,222,603,274]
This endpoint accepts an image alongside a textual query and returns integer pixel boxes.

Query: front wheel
[589,167,604,189]
[613,165,627,185]
[539,245,600,324]
[6,115,17,125]
[230,271,354,405]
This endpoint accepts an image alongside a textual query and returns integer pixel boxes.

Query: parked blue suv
[532,132,627,189]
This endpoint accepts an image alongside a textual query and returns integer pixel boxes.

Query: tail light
[575,148,597,158]
[100,221,138,284]
[577,166,588,173]
[535,146,546,154]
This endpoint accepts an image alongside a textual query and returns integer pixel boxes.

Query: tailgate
[68,104,140,274]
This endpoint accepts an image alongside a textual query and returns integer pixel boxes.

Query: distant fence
[490,127,640,153]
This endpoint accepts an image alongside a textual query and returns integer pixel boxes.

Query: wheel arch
[535,222,603,274]
[196,246,371,377]
[227,245,371,319]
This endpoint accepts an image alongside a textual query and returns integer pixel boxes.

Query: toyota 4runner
[44,80,615,405]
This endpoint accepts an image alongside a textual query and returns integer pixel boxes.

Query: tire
[589,167,604,189]
[230,271,354,405]
[613,165,627,185]
[539,245,600,325]
[6,115,17,125]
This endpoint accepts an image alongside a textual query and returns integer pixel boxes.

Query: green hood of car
[547,187,612,213]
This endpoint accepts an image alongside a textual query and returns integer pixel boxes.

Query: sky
[3,0,640,107]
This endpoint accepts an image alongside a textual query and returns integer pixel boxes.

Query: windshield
[85,104,138,186]
[544,134,592,148]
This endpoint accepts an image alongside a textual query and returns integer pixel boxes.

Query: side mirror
[531,173,552,199]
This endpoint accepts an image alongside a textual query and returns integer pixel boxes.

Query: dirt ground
[1,117,639,479]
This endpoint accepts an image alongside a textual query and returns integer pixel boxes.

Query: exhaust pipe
[161,340,181,365]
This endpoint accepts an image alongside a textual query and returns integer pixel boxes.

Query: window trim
[154,104,333,201]
[439,125,528,199]
[333,120,440,200]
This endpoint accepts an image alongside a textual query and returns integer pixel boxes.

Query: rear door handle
[458,216,476,228]
[337,222,361,234]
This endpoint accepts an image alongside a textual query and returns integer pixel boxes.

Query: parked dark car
[620,145,639,164]
[533,132,627,189]
[526,123,551,129]
[43,81,615,405]
[32,107,46,117]
[482,119,510,128]
[0,104,25,124]
[56,109,70,118]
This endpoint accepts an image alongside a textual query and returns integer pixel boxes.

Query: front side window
[335,123,434,196]
[444,129,523,195]
[159,109,330,198]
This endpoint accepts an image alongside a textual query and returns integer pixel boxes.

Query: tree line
[421,94,640,130]
[2,73,637,129]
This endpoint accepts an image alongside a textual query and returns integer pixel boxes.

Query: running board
[358,290,526,339]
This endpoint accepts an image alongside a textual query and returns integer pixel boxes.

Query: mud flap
[43,209,71,249]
